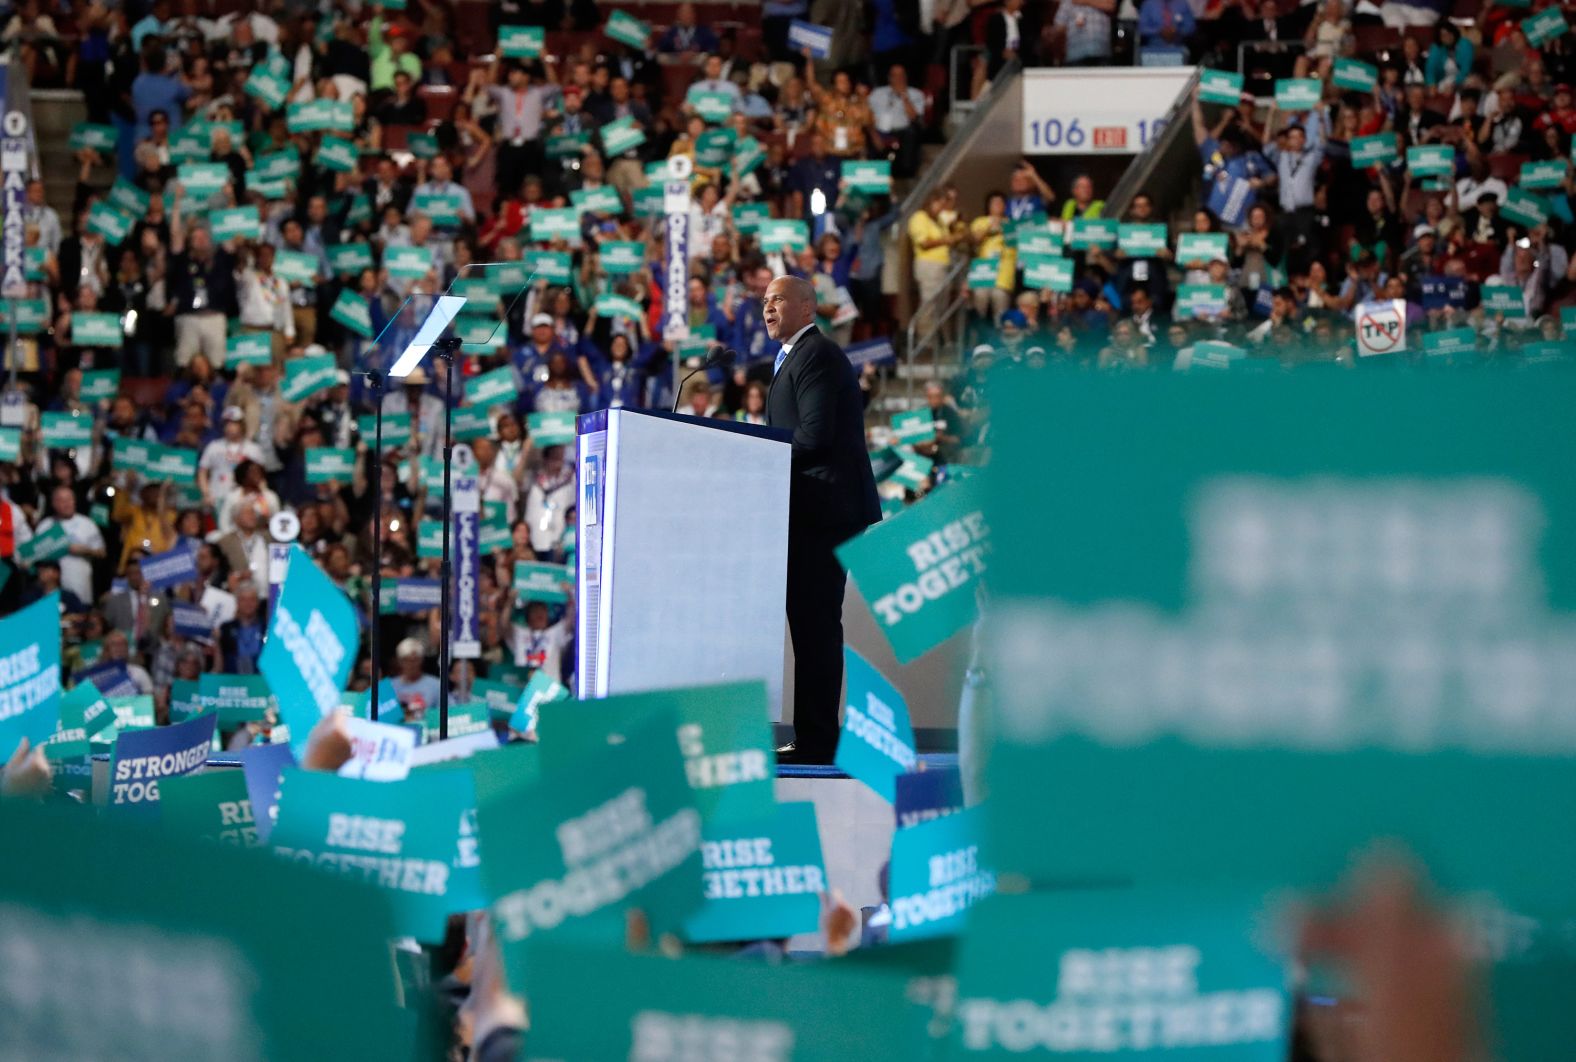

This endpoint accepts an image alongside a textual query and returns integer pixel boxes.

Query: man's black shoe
[775,742,834,766]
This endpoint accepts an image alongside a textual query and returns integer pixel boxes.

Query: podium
[575,409,792,719]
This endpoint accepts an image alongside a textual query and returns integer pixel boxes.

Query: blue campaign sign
[846,338,897,368]
[391,578,441,613]
[787,19,832,58]
[894,766,965,829]
[141,544,199,589]
[171,602,213,639]
[1206,171,1254,229]
[241,741,297,843]
[260,545,359,755]
[887,806,995,942]
[79,662,139,698]
[0,594,63,754]
[108,712,217,815]
[834,649,918,803]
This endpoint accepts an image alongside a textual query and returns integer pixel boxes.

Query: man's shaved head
[763,275,816,341]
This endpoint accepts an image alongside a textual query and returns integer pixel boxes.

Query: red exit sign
[1093,126,1128,149]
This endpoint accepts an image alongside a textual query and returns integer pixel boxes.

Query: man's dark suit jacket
[765,326,882,536]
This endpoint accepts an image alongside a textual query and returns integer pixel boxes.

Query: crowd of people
[908,0,1576,381]
[0,0,984,724]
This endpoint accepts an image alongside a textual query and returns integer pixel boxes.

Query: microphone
[671,345,738,413]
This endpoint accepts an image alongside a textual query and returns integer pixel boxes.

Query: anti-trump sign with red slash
[1354,298,1407,357]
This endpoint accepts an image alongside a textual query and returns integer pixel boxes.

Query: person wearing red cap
[1534,83,1576,136]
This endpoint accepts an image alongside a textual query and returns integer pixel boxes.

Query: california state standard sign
[1354,298,1406,357]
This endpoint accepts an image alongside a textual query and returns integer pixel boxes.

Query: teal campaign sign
[547,131,591,159]
[304,447,356,483]
[1501,186,1550,228]
[1521,159,1567,191]
[982,368,1576,916]
[1423,327,1478,358]
[330,289,373,339]
[682,802,826,944]
[514,560,570,602]
[688,87,735,124]
[521,938,928,1062]
[510,669,570,734]
[168,677,203,722]
[1481,282,1527,316]
[17,524,69,567]
[0,799,411,1060]
[967,257,1001,289]
[834,649,917,802]
[86,202,134,243]
[1068,217,1119,250]
[887,806,994,942]
[199,674,276,726]
[273,249,318,285]
[411,191,464,226]
[1198,69,1243,105]
[1331,57,1378,92]
[1013,223,1060,256]
[0,594,63,754]
[1117,223,1167,256]
[226,330,273,366]
[892,408,939,445]
[464,366,519,407]
[530,207,582,244]
[599,240,646,275]
[499,24,546,57]
[536,682,777,826]
[407,133,439,160]
[1350,133,1397,168]
[260,545,357,755]
[255,146,301,183]
[759,218,809,253]
[244,54,293,108]
[384,245,434,279]
[600,116,647,157]
[177,162,230,198]
[160,768,261,847]
[69,122,117,152]
[837,478,988,663]
[843,159,893,193]
[1020,253,1073,292]
[79,369,120,401]
[327,242,373,275]
[475,705,703,957]
[733,202,771,233]
[357,411,410,446]
[1175,283,1229,319]
[1406,144,1454,178]
[210,206,260,242]
[1273,78,1322,111]
[71,311,123,347]
[287,98,353,134]
[281,354,339,402]
[315,136,359,174]
[1522,5,1568,46]
[529,410,577,447]
[593,293,644,322]
[604,8,651,49]
[40,411,93,448]
[949,889,1291,1060]
[42,680,112,762]
[570,184,622,216]
[0,426,18,462]
[107,179,149,215]
[271,766,484,942]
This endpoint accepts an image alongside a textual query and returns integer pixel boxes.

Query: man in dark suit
[763,276,882,764]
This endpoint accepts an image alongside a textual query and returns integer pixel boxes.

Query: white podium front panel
[579,411,790,719]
